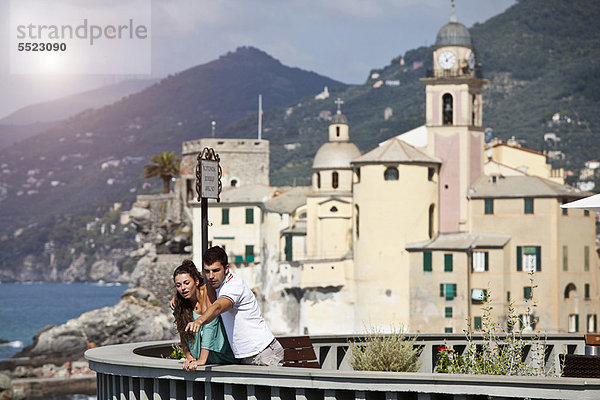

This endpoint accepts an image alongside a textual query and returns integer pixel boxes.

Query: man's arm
[185,297,233,333]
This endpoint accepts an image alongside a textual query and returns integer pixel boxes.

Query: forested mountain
[0,47,347,273]
[1,0,599,275]
[220,0,600,186]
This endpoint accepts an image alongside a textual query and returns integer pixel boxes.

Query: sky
[0,0,516,120]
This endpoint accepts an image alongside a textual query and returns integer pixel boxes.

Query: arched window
[428,204,435,239]
[443,93,453,125]
[332,171,339,189]
[564,283,577,299]
[384,166,399,181]
[316,172,321,189]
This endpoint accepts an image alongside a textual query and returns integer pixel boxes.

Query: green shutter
[440,283,444,297]
[524,198,534,214]
[516,246,522,271]
[222,208,229,225]
[585,246,590,271]
[445,306,453,318]
[445,283,457,300]
[423,251,432,272]
[524,286,532,299]
[595,315,598,333]
[484,251,489,271]
[444,327,453,333]
[245,245,254,262]
[585,284,590,300]
[285,235,293,261]
[474,316,482,330]
[245,208,254,224]
[444,254,453,272]
[562,245,568,271]
[576,315,580,332]
[519,314,524,330]
[535,246,542,271]
[484,199,494,215]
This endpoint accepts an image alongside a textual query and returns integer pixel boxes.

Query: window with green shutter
[524,286,532,300]
[563,245,568,271]
[585,284,590,300]
[524,198,534,214]
[245,245,254,262]
[444,254,453,272]
[440,283,457,300]
[444,327,453,333]
[518,246,541,272]
[423,251,432,272]
[285,235,293,261]
[484,199,494,215]
[474,316,482,330]
[222,208,230,225]
[585,246,590,271]
[245,208,254,224]
[445,306,453,318]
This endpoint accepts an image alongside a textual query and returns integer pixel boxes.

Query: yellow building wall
[353,163,438,332]
[471,197,599,332]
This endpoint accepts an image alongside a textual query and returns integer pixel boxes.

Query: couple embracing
[172,246,284,370]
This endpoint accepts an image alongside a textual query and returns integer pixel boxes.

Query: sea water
[0,282,127,361]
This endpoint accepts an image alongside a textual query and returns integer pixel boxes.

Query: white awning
[561,193,600,212]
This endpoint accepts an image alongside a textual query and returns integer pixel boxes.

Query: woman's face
[174,273,198,300]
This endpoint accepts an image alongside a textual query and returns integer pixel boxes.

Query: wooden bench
[277,336,320,368]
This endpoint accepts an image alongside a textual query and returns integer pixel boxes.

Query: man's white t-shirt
[217,271,274,358]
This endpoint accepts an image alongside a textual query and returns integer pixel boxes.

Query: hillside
[221,0,600,188]
[0,46,347,273]
[2,0,600,275]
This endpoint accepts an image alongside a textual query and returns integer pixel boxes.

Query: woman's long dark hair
[172,259,203,343]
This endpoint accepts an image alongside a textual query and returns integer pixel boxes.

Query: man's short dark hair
[203,245,228,267]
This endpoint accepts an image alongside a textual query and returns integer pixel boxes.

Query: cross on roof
[334,98,344,113]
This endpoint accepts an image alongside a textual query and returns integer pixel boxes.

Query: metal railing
[85,334,600,400]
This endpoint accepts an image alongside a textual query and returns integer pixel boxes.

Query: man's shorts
[240,339,284,366]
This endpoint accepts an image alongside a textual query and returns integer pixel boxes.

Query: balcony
[85,333,600,399]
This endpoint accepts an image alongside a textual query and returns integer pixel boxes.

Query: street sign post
[195,147,222,256]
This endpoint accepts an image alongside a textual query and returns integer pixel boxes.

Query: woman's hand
[183,358,203,371]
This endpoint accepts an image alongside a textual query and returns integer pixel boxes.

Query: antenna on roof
[258,94,263,140]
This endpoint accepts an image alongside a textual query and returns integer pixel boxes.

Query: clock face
[438,50,456,70]
[468,52,475,69]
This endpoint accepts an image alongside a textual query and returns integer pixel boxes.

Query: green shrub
[435,272,561,377]
[349,327,421,372]
[166,343,186,360]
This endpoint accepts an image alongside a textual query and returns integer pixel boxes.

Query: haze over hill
[1,0,598,277]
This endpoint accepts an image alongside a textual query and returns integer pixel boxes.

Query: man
[185,246,284,366]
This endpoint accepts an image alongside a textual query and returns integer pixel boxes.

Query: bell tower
[421,2,487,233]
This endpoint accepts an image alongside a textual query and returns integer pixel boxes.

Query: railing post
[324,389,336,400]
[295,388,307,400]
[271,387,282,400]
[247,385,257,400]
[355,391,366,400]
[186,381,194,400]
[204,382,212,400]
[224,383,234,400]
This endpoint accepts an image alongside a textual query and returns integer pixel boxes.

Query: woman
[172,260,237,371]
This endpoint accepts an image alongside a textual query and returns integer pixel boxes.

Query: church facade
[186,12,598,335]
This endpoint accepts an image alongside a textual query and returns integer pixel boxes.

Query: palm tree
[143,152,181,193]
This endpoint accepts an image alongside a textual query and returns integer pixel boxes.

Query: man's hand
[185,319,203,333]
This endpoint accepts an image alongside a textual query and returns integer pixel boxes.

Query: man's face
[203,261,229,288]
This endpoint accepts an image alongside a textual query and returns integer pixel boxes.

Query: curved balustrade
[85,334,600,400]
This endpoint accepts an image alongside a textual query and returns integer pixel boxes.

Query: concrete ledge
[86,339,600,400]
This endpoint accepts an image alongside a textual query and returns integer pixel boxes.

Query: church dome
[435,21,471,47]
[313,142,361,170]
[331,112,348,125]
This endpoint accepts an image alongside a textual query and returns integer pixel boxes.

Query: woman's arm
[179,333,198,371]
[197,348,210,365]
